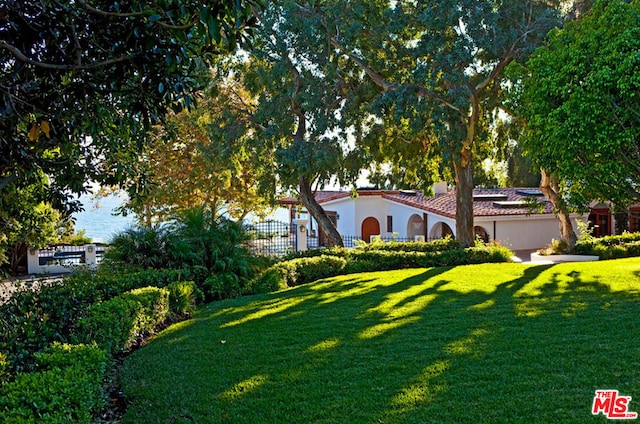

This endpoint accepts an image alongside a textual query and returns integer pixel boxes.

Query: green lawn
[120,259,640,423]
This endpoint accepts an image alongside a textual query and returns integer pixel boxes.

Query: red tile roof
[383,188,554,218]
[280,188,554,218]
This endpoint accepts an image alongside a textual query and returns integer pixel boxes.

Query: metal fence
[247,220,296,257]
[38,244,107,266]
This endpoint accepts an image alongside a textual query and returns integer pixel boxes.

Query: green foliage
[0,351,8,384]
[0,267,193,375]
[204,273,242,300]
[104,225,188,270]
[74,287,169,354]
[575,232,640,259]
[252,244,513,289]
[517,0,640,207]
[0,173,63,274]
[106,208,262,299]
[2,0,260,210]
[74,296,143,355]
[0,343,107,424]
[167,281,203,319]
[244,268,289,295]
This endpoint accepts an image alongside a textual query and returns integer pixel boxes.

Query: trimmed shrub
[0,343,107,424]
[122,287,170,336]
[167,281,202,319]
[575,233,640,259]
[74,286,169,354]
[74,296,143,354]
[253,245,513,290]
[245,268,288,295]
[204,273,242,300]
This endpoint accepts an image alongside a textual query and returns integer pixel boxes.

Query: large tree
[302,0,562,246]
[1,0,259,212]
[122,79,276,226]
[517,0,640,246]
[216,1,364,246]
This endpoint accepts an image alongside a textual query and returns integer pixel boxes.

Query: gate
[247,220,296,257]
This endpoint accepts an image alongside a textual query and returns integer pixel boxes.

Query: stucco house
[279,183,583,251]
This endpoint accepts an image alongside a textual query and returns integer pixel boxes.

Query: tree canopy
[213,0,366,246]
[303,0,563,245]
[1,0,260,212]
[519,0,640,210]
[122,78,277,226]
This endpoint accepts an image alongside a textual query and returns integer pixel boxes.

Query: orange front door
[361,217,380,243]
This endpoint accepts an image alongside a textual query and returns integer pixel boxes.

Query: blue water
[72,193,294,244]
[72,193,135,243]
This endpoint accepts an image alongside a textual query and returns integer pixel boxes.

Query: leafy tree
[306,0,562,245]
[1,0,259,211]
[517,0,640,246]
[215,1,365,246]
[0,173,62,274]
[122,79,276,227]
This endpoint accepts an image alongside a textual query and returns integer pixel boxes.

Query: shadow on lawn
[122,262,640,423]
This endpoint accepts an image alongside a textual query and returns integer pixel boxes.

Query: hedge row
[283,238,462,261]
[0,343,107,423]
[249,245,513,292]
[0,268,203,375]
[0,281,200,423]
[575,232,640,259]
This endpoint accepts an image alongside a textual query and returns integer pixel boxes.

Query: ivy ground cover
[120,259,640,423]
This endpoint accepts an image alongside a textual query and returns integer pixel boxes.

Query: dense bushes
[575,232,640,259]
[0,281,194,423]
[105,208,263,300]
[74,287,169,354]
[249,241,513,292]
[0,343,107,423]
[0,267,200,374]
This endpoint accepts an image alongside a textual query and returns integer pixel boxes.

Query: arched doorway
[474,226,489,243]
[429,222,455,240]
[361,217,380,243]
[407,214,425,240]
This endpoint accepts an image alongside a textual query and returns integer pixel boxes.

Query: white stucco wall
[475,215,555,251]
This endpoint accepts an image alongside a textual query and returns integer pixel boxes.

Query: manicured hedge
[0,343,107,424]
[74,287,169,354]
[249,245,513,292]
[0,268,202,375]
[575,232,640,259]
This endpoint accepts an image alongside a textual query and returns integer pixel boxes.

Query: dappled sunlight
[513,262,640,317]
[219,296,312,328]
[435,263,528,294]
[467,298,495,311]
[219,374,269,401]
[358,316,421,340]
[443,328,489,356]
[305,337,340,353]
[389,360,451,409]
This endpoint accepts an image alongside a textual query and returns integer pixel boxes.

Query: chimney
[433,181,448,195]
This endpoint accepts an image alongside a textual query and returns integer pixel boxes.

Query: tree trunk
[454,158,475,247]
[539,168,577,249]
[298,175,344,247]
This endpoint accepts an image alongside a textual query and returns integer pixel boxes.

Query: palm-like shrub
[105,207,261,300]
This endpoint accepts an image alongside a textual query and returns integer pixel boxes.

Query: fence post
[27,248,41,275]
[292,219,308,252]
[85,244,97,266]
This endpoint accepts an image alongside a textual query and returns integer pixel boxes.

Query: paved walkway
[0,274,65,305]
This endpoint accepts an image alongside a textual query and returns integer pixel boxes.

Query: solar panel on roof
[515,189,544,196]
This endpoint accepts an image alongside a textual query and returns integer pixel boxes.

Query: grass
[119,259,640,423]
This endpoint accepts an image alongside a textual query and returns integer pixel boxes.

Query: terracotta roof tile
[279,188,554,218]
[384,188,554,218]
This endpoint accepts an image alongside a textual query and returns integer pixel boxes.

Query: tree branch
[1,41,137,70]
